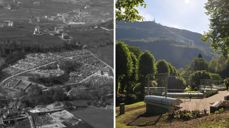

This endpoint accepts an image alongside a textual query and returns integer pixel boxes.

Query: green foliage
[191,55,208,71]
[219,108,224,113]
[185,86,196,92]
[168,63,177,75]
[138,51,156,99]
[204,90,218,98]
[116,41,133,79]
[130,53,139,82]
[204,0,229,55]
[170,110,205,121]
[214,108,224,114]
[210,73,222,81]
[190,71,211,89]
[125,94,138,104]
[224,78,229,90]
[116,42,133,94]
[116,0,146,21]
[139,51,156,79]
[168,76,186,90]
[128,45,143,58]
[208,56,229,78]
[156,60,170,75]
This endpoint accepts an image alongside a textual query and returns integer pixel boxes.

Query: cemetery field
[71,106,113,128]
[116,101,229,128]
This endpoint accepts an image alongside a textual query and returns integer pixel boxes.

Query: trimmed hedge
[204,90,218,98]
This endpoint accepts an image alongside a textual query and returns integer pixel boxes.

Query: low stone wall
[167,92,204,99]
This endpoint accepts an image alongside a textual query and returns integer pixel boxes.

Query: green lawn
[116,101,229,128]
[116,101,145,128]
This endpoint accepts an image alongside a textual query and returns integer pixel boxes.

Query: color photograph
[116,0,229,128]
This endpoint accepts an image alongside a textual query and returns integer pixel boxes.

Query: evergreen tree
[116,41,133,94]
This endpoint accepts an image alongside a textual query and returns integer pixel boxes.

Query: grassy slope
[116,102,145,128]
[116,102,229,128]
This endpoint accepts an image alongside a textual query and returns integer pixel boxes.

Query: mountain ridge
[117,21,214,68]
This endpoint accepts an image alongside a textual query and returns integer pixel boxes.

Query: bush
[170,110,205,121]
[224,78,229,90]
[156,60,170,74]
[125,94,138,104]
[214,108,224,114]
[185,85,198,92]
[204,90,218,98]
[219,108,224,113]
[168,76,186,90]
[210,73,222,81]
[190,71,211,89]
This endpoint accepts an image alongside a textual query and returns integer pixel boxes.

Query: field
[0,0,112,24]
[71,106,113,128]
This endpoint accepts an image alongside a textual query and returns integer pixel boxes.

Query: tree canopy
[116,41,133,79]
[139,51,156,80]
[204,0,229,55]
[128,45,143,58]
[156,60,170,75]
[191,54,208,71]
[116,0,146,21]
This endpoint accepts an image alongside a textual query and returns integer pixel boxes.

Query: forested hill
[117,21,215,68]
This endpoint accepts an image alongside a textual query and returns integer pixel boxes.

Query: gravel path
[180,91,229,112]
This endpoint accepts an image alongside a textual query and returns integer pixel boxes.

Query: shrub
[168,76,186,90]
[190,71,211,89]
[125,94,138,104]
[204,90,218,98]
[156,60,170,74]
[214,108,224,114]
[219,108,224,113]
[210,73,222,81]
[224,78,229,90]
[170,110,204,121]
[185,85,198,92]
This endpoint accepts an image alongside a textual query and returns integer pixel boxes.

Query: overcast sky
[138,0,210,34]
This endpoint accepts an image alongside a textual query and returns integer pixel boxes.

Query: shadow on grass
[127,113,163,127]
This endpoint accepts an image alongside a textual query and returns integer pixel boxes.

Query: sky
[138,0,210,34]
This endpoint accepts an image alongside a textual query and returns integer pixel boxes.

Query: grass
[116,101,229,128]
[199,121,229,128]
[116,101,145,114]
[116,106,145,128]
[197,116,229,128]
[116,102,145,128]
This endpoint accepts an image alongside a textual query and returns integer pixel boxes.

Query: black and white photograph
[0,0,113,128]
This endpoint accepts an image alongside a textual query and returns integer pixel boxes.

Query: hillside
[117,21,214,68]
[0,0,113,68]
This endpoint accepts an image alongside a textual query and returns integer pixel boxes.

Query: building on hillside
[61,33,72,40]
[33,1,41,6]
[0,20,14,28]
[54,26,64,34]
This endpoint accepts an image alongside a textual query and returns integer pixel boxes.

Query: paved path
[180,91,229,112]
[0,61,57,86]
